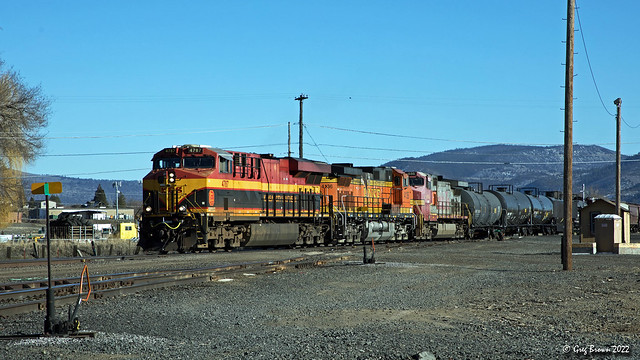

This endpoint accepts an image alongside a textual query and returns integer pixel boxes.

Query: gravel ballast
[1,235,639,359]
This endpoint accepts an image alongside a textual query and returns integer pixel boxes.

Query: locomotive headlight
[145,206,152,212]
[178,205,187,212]
[168,171,176,183]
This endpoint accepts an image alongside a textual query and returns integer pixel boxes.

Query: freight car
[455,184,559,240]
[138,144,561,252]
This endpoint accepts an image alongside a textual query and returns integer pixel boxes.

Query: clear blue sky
[2,1,639,181]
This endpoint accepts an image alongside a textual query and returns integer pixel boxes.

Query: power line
[2,168,149,180]
[303,125,328,162]
[574,2,614,117]
[0,124,286,140]
[313,124,640,146]
[315,125,558,146]
[40,151,154,157]
[35,144,289,158]
[52,93,292,104]
[575,1,640,129]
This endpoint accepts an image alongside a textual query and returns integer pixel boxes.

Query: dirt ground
[1,234,639,359]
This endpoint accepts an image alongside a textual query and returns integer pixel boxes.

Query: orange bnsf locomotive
[138,144,469,252]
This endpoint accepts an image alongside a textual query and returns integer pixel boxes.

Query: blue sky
[2,1,639,181]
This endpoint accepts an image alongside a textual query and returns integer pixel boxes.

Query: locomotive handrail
[259,157,270,194]
[489,184,514,194]
[468,182,484,194]
[181,195,199,211]
[462,203,472,226]
[518,187,540,197]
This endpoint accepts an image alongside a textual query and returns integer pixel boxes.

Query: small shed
[579,199,630,243]
[119,222,138,240]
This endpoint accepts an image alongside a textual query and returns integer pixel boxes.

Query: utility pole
[614,98,622,217]
[287,121,292,157]
[562,0,575,271]
[295,93,308,158]
[113,181,122,220]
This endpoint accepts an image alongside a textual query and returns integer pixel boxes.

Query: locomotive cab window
[219,156,232,173]
[154,157,181,170]
[184,156,215,169]
[409,177,424,187]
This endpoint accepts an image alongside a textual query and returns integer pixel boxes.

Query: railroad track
[0,237,499,317]
[0,253,352,317]
[0,254,160,269]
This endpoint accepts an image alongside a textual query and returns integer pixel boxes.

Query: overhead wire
[53,93,292,104]
[311,124,640,146]
[4,168,149,180]
[303,125,328,162]
[315,125,557,146]
[575,1,640,129]
[0,124,286,140]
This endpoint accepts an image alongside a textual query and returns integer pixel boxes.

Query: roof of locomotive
[152,145,233,160]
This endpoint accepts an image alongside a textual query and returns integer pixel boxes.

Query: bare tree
[0,59,50,225]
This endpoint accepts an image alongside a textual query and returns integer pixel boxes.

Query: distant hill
[22,175,142,207]
[384,144,640,204]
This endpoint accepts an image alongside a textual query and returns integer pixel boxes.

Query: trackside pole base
[363,239,376,264]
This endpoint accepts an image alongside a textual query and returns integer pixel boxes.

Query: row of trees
[25,184,127,208]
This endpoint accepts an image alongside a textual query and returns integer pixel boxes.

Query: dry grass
[0,238,139,260]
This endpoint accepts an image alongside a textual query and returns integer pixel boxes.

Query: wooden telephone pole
[562,0,575,271]
[615,98,622,217]
[295,94,308,158]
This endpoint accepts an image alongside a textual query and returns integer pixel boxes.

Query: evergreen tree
[28,197,38,208]
[117,192,127,208]
[50,195,61,205]
[92,184,108,206]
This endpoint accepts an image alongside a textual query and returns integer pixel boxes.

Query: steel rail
[0,254,160,269]
[0,254,351,317]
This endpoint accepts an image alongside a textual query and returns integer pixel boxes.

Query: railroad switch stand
[45,263,92,336]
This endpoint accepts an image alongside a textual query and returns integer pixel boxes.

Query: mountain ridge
[384,144,640,203]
